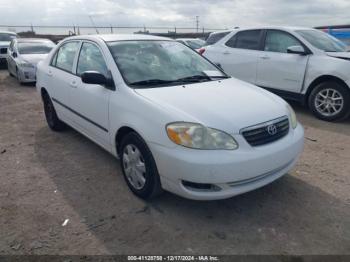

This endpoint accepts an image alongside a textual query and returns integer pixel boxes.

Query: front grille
[241,116,289,146]
[0,48,7,54]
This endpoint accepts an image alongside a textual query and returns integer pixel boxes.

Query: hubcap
[122,144,146,190]
[315,88,344,117]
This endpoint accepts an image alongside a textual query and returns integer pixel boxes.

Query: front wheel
[308,81,350,121]
[16,68,23,85]
[120,132,163,200]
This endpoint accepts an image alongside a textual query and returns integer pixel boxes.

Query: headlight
[166,122,238,150]
[287,104,298,129]
[19,62,34,68]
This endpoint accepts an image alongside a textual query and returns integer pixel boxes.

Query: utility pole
[196,16,199,33]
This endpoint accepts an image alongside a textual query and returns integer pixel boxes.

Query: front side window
[226,30,262,50]
[54,41,80,72]
[296,29,347,52]
[264,30,302,53]
[108,40,226,87]
[17,41,55,55]
[77,42,108,77]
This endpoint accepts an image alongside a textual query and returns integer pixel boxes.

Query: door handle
[223,51,231,55]
[70,80,77,88]
[260,55,270,60]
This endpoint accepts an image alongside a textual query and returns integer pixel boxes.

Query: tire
[120,132,163,200]
[16,68,23,85]
[308,81,350,121]
[42,92,66,131]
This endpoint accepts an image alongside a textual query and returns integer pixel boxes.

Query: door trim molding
[52,97,108,133]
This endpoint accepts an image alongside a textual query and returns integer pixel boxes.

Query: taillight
[198,48,205,55]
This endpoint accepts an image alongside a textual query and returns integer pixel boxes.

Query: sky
[0,0,349,32]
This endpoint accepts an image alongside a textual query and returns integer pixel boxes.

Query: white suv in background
[0,31,17,64]
[203,27,350,121]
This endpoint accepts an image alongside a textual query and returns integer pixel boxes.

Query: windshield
[0,33,16,42]
[18,42,55,54]
[108,40,226,88]
[185,39,205,49]
[296,29,347,52]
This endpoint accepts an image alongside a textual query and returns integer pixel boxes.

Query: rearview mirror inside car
[287,45,307,55]
[81,71,115,90]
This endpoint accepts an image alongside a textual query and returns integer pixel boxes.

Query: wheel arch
[40,87,49,101]
[305,75,349,105]
[115,126,140,157]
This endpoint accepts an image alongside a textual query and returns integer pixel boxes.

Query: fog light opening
[182,180,221,192]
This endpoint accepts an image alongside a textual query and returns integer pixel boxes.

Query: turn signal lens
[287,104,298,129]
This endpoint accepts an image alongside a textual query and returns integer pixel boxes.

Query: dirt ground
[0,68,349,255]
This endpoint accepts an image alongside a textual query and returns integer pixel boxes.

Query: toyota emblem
[267,124,277,135]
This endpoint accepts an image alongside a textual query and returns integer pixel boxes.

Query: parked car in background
[203,26,350,121]
[7,38,55,84]
[0,31,17,65]
[176,38,205,51]
[205,30,232,46]
[36,34,304,200]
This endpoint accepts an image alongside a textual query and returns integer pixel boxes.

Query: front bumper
[18,66,37,83]
[149,124,304,200]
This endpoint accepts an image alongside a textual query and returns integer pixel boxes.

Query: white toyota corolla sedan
[36,34,304,200]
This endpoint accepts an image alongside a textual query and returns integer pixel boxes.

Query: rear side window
[206,32,230,45]
[53,41,80,72]
[264,30,302,53]
[77,42,109,77]
[226,30,262,50]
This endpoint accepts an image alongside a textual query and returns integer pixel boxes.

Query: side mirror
[12,52,17,58]
[287,45,307,55]
[81,71,115,90]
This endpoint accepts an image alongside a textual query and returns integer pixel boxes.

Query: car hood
[21,54,48,65]
[135,78,288,134]
[0,41,10,48]
[326,52,350,60]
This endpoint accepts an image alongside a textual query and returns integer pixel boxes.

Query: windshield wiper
[176,74,230,82]
[129,79,177,87]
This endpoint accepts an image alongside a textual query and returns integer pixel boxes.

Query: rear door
[256,29,309,93]
[211,29,263,84]
[48,41,81,121]
[69,41,111,149]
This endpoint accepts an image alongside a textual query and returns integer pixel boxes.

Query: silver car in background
[7,38,55,84]
[176,38,206,50]
[0,31,17,64]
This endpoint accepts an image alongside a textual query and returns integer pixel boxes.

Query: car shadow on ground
[33,126,350,254]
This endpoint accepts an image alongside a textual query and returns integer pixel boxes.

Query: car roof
[176,38,203,41]
[231,26,313,32]
[0,31,17,35]
[66,34,172,42]
[16,38,53,43]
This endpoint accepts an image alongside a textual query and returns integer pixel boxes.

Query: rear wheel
[120,132,163,199]
[42,92,66,131]
[308,81,350,121]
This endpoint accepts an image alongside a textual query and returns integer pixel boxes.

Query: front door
[69,41,111,149]
[256,30,309,93]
